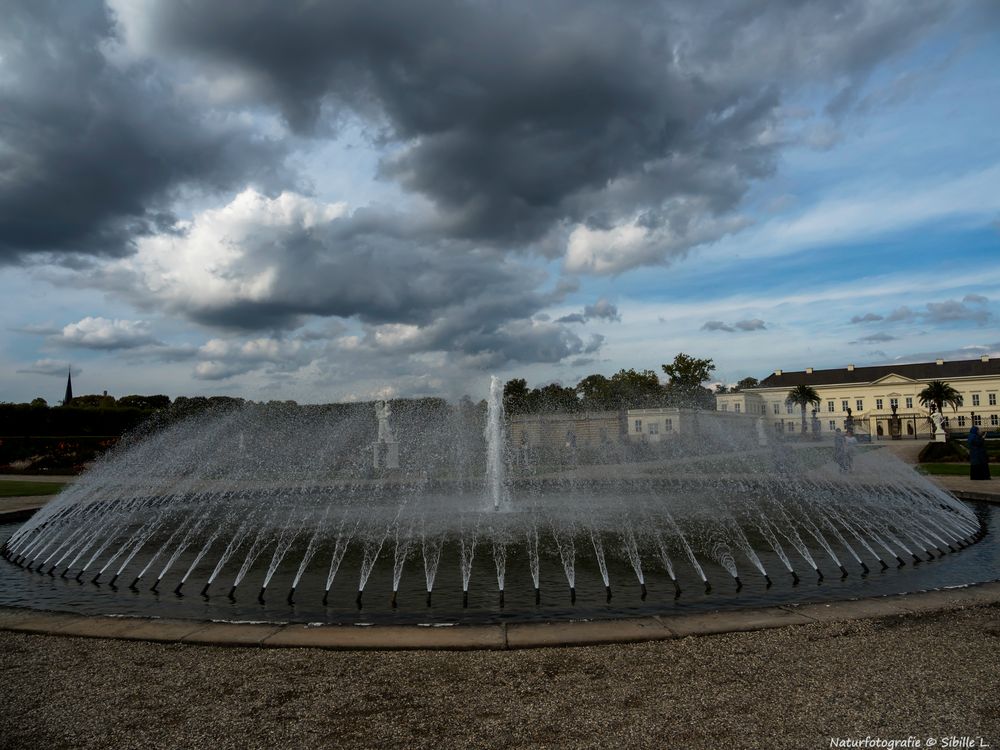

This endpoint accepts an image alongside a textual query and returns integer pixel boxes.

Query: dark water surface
[1,501,996,625]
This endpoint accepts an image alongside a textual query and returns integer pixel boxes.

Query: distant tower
[63,367,74,406]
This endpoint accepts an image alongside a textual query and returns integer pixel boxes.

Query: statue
[375,400,395,443]
[929,405,946,443]
[373,400,399,469]
[844,407,854,434]
[889,404,902,440]
[756,416,768,447]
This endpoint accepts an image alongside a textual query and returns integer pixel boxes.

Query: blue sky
[2,1,998,404]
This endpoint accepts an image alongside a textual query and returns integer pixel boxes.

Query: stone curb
[2,581,999,651]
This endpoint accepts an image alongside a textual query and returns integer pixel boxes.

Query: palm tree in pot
[786,384,821,436]
[917,380,964,415]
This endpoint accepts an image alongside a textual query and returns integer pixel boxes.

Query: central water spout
[484,375,508,512]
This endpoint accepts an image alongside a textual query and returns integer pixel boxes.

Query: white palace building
[714,355,1000,440]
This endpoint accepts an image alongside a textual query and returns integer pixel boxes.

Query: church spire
[63,367,73,406]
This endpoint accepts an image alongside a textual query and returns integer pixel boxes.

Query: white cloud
[56,317,158,350]
[103,189,347,323]
[194,336,308,380]
[564,212,747,275]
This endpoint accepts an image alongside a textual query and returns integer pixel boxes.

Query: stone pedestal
[374,440,399,469]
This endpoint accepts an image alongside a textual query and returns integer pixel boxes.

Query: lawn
[0,480,68,498]
[916,462,995,476]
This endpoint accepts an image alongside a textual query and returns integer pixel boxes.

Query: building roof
[757,357,1000,389]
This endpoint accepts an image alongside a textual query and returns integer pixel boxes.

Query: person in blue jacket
[968,425,991,480]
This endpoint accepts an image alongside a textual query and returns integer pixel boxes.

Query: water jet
[0,387,985,625]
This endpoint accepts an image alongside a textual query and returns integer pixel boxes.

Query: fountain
[0,384,988,624]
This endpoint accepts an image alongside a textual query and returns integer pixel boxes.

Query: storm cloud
[103,0,953,269]
[0,0,283,264]
[2,0,981,395]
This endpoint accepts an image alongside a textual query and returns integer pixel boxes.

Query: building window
[720,404,728,411]
[634,419,642,432]
[972,394,980,406]
[734,403,741,413]
[856,399,864,411]
[958,416,966,427]
[665,418,673,432]
[829,420,836,431]
[905,397,913,409]
[787,422,795,432]
[876,398,883,410]
[649,422,659,435]
[991,414,999,427]
[773,403,780,415]
[786,403,794,414]
[943,417,950,427]
[974,414,982,426]
[989,393,997,406]
[827,400,834,412]
[890,398,899,410]
[841,400,849,412]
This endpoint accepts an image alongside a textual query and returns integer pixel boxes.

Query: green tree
[533,383,580,413]
[503,378,532,414]
[661,353,716,409]
[786,384,821,435]
[608,368,663,408]
[918,380,964,414]
[71,393,116,408]
[576,374,613,410]
[117,395,171,410]
[732,377,759,392]
[30,397,48,408]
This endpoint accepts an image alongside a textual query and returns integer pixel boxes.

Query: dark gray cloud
[886,306,917,322]
[924,299,992,325]
[702,318,766,332]
[557,298,621,324]
[849,312,884,324]
[703,321,734,332]
[16,360,82,377]
[0,0,284,264]
[107,0,953,264]
[891,342,1000,366]
[851,332,896,344]
[852,298,992,329]
[583,299,621,322]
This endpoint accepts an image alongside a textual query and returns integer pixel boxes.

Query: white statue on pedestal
[375,400,394,443]
[929,407,946,443]
[374,400,400,469]
[756,417,768,447]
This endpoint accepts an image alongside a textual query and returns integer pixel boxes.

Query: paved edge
[0,580,998,651]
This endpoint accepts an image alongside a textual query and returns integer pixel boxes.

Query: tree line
[5,351,726,437]
[503,353,718,414]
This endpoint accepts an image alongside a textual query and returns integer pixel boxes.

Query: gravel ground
[2,606,999,750]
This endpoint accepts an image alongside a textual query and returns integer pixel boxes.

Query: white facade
[716,355,1000,439]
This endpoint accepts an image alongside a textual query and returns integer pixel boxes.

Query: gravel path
[2,605,999,750]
